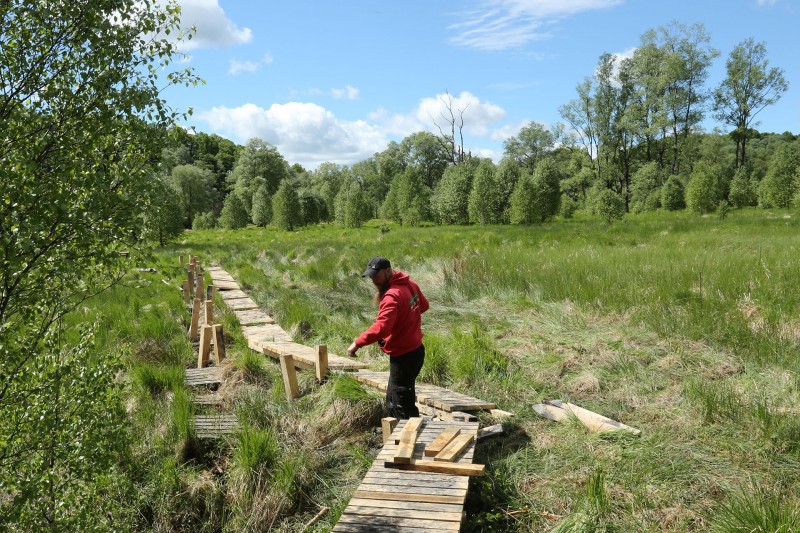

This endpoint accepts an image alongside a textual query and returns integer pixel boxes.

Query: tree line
[146,21,794,238]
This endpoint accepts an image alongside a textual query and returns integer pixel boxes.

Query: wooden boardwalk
[208,266,367,372]
[185,366,224,387]
[333,418,480,532]
[194,414,239,439]
[353,370,495,412]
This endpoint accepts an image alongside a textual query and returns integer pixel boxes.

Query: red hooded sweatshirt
[355,270,429,356]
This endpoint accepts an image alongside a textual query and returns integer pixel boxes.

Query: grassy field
[74,208,800,531]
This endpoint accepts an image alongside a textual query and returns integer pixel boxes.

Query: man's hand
[347,341,358,357]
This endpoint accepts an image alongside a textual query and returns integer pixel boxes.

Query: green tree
[728,167,757,208]
[686,162,726,213]
[589,188,626,223]
[219,192,249,229]
[0,0,196,527]
[468,160,500,225]
[251,185,272,227]
[229,138,290,214]
[509,173,537,225]
[495,158,523,223]
[272,180,302,231]
[334,179,370,228]
[380,168,431,226]
[311,162,349,221]
[400,131,450,189]
[759,142,800,208]
[142,174,185,245]
[192,211,217,229]
[714,38,789,168]
[629,162,665,213]
[432,163,474,224]
[503,121,558,173]
[298,189,327,225]
[169,164,216,227]
[661,175,686,210]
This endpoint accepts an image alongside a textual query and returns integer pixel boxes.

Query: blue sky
[164,0,800,170]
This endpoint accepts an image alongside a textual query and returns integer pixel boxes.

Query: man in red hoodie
[347,256,429,419]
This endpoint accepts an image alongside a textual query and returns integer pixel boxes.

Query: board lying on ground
[333,418,480,532]
[194,414,239,439]
[352,370,495,412]
[185,366,224,387]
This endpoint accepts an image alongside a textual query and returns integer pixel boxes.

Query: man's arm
[347,294,399,356]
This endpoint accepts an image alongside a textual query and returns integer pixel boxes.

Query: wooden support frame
[279,353,300,401]
[381,417,398,444]
[315,344,328,382]
[204,298,214,325]
[197,325,212,368]
[212,324,226,365]
[189,298,201,341]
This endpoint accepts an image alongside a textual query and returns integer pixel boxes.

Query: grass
[57,208,800,531]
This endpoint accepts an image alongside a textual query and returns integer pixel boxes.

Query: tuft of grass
[711,487,800,533]
[131,363,184,397]
[232,425,279,482]
[552,469,617,533]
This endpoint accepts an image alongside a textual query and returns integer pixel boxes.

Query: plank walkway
[333,418,479,532]
[208,266,367,372]
[194,414,240,439]
[185,366,224,387]
[353,370,495,412]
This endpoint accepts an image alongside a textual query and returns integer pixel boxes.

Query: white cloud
[176,0,252,50]
[490,120,528,141]
[331,85,360,100]
[415,91,507,136]
[449,0,623,50]
[228,51,274,75]
[197,102,387,169]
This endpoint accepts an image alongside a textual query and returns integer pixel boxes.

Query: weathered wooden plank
[214,280,240,291]
[334,514,461,531]
[354,489,464,505]
[185,366,224,386]
[346,497,462,514]
[341,504,461,523]
[220,289,249,300]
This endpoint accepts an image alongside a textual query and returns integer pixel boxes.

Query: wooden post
[381,417,398,444]
[212,324,226,365]
[194,273,204,300]
[187,265,195,295]
[179,255,184,266]
[315,344,328,382]
[204,298,214,325]
[206,285,214,300]
[189,298,201,341]
[197,325,212,368]
[181,280,190,303]
[279,353,300,401]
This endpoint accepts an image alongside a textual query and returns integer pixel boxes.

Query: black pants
[386,345,425,420]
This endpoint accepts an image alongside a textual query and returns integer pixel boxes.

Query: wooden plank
[185,366,224,386]
[315,344,328,382]
[341,504,461,523]
[226,298,260,311]
[533,403,568,421]
[384,459,484,476]
[546,400,641,435]
[197,325,212,368]
[478,423,505,441]
[220,289,249,300]
[354,489,463,505]
[335,514,461,531]
[346,497,462,515]
[280,353,300,401]
[434,434,473,462]
[381,417,398,444]
[204,298,213,325]
[393,417,424,464]
[188,298,201,341]
[212,324,226,364]
[423,427,460,457]
[393,416,424,445]
[214,280,240,291]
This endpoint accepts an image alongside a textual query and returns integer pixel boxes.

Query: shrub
[251,185,272,227]
[729,167,757,208]
[629,162,665,213]
[589,188,625,223]
[759,142,800,208]
[686,161,726,214]
[661,175,686,211]
[219,192,249,229]
[191,211,216,230]
[560,193,578,219]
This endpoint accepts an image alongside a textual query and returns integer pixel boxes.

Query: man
[347,256,429,420]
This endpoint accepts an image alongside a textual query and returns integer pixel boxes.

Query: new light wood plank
[434,434,474,462]
[384,459,484,476]
[546,400,641,435]
[424,427,460,457]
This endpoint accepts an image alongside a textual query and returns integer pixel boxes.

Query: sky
[162,0,800,170]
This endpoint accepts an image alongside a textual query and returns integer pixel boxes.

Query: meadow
[75,208,800,531]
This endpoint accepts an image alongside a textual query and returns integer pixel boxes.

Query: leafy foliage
[272,179,302,231]
[758,141,800,208]
[686,162,727,213]
[432,162,474,224]
[219,192,250,229]
[589,188,626,223]
[251,185,272,227]
[661,175,686,211]
[468,159,501,225]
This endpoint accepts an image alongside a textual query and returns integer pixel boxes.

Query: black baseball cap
[363,256,391,278]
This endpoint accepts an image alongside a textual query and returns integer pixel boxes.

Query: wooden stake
[279,353,300,401]
[315,344,328,382]
[381,417,398,444]
[189,298,201,341]
[206,285,214,300]
[212,324,226,365]
[179,255,184,266]
[187,266,195,295]
[194,274,204,300]
[198,325,212,368]
[204,298,213,325]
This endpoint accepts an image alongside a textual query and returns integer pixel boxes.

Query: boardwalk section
[333,418,480,532]
[353,370,495,412]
